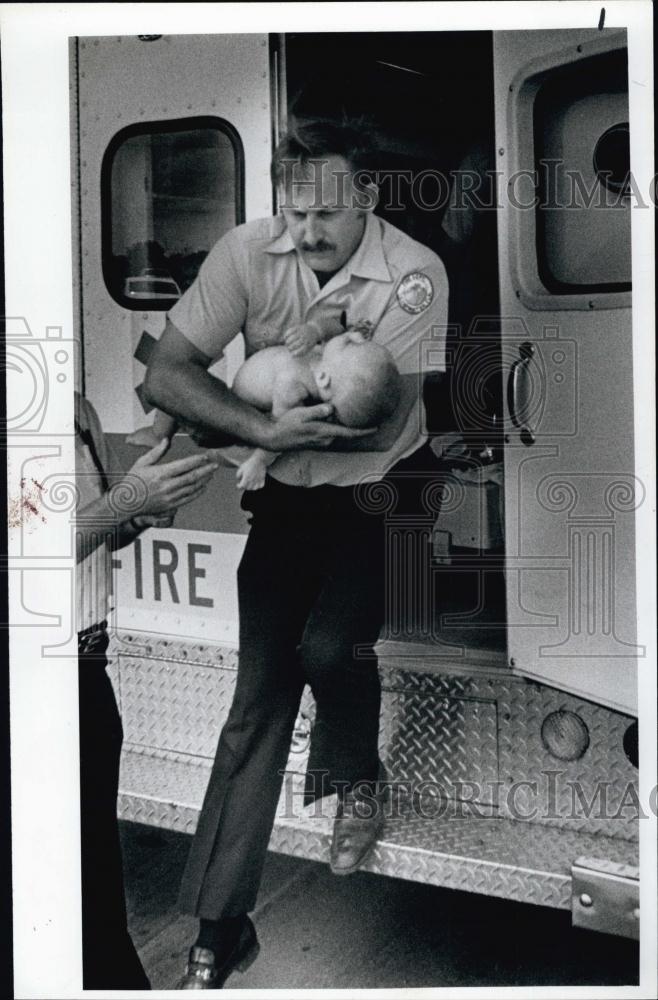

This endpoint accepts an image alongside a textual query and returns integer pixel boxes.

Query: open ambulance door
[494,29,640,714]
[75,33,276,426]
[73,33,278,639]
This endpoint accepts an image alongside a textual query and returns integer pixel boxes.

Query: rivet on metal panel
[509,658,515,667]
[579,893,593,907]
[139,109,145,115]
[187,104,192,110]
[498,148,504,156]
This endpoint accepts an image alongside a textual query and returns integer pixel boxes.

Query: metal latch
[571,856,639,939]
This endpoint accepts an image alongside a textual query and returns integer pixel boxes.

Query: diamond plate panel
[109,631,238,668]
[111,631,639,843]
[379,691,498,803]
[116,657,238,758]
[118,749,638,913]
[379,667,639,842]
[118,751,211,835]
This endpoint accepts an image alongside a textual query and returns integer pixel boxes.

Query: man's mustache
[300,241,335,253]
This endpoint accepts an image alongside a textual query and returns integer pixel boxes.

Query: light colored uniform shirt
[75,392,115,631]
[169,212,448,487]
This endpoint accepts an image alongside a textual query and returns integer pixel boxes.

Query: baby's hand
[284,322,321,357]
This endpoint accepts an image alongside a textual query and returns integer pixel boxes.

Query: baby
[233,322,401,489]
[128,316,401,491]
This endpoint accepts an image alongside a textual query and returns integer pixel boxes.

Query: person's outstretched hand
[123,438,217,516]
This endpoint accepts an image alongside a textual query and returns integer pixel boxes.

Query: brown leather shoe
[330,784,388,876]
[177,917,259,989]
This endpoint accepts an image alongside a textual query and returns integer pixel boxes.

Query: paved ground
[121,821,638,990]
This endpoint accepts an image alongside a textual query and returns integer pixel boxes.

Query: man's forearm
[145,357,273,449]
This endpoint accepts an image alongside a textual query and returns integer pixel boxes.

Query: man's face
[280,154,369,273]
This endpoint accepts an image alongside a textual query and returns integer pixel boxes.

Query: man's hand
[264,403,375,451]
[125,437,218,515]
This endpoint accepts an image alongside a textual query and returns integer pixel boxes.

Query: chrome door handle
[507,341,536,446]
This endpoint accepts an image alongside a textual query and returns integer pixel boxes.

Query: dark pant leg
[178,513,326,919]
[78,653,150,990]
[299,511,386,803]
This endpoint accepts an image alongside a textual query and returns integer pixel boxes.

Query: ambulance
[69,28,642,938]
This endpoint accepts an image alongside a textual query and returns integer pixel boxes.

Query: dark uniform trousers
[178,475,389,919]
[78,628,150,989]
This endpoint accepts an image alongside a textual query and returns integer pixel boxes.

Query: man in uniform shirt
[144,120,448,989]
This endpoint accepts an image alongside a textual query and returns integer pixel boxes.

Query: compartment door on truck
[494,29,640,714]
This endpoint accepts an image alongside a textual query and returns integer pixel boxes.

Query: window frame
[101,115,245,311]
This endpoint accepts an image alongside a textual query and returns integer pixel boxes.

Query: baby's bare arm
[270,371,313,418]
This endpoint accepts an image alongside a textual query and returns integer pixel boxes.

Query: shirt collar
[265,212,391,282]
[346,212,391,282]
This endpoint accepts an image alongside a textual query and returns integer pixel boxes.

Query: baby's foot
[236,455,267,491]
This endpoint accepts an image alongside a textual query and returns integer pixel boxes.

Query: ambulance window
[102,117,244,310]
[533,49,631,294]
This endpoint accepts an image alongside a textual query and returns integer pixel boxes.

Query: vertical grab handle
[507,341,536,446]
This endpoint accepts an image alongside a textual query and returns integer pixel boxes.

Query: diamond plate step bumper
[118,748,638,913]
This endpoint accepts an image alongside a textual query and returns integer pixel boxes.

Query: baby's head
[315,331,402,428]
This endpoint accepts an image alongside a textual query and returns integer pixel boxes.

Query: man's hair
[271,118,377,189]
[334,344,402,429]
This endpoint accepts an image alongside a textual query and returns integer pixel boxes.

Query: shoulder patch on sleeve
[396,271,434,314]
